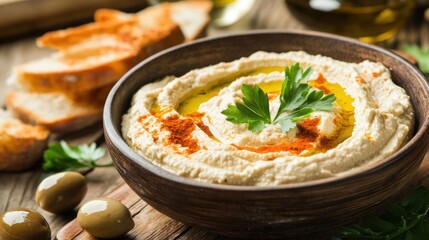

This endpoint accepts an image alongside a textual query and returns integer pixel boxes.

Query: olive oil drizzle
[163,66,355,151]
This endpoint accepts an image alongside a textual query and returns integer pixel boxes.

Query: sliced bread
[37,5,180,51]
[5,84,111,133]
[94,0,213,41]
[13,4,184,93]
[0,109,50,171]
[10,46,137,93]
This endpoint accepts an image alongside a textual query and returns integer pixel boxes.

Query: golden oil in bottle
[285,0,415,44]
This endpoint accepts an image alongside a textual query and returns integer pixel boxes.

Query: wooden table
[1,0,429,239]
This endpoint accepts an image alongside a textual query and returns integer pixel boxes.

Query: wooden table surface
[1,0,429,239]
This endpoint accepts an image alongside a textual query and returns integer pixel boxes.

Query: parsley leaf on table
[43,140,113,172]
[402,44,429,77]
[331,186,429,240]
[221,63,336,133]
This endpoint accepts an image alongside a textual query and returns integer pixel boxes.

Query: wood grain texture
[1,0,429,239]
[57,150,429,240]
[56,182,223,240]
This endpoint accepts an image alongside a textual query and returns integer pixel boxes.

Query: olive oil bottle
[285,0,415,44]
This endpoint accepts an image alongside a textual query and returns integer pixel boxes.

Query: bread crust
[0,112,50,171]
[5,84,113,133]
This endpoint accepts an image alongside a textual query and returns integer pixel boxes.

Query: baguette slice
[11,46,137,93]
[37,4,180,51]
[5,84,112,133]
[95,0,213,41]
[0,109,49,171]
[37,18,138,52]
[14,4,184,93]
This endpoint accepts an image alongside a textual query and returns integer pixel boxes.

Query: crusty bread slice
[5,84,112,133]
[14,4,184,93]
[0,109,49,171]
[37,18,138,52]
[37,4,180,51]
[11,46,137,93]
[94,0,212,41]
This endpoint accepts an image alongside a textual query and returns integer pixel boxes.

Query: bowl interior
[104,30,429,189]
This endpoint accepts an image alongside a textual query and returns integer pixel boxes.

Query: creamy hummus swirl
[122,51,414,186]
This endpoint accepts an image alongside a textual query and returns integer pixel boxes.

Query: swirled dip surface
[122,51,413,186]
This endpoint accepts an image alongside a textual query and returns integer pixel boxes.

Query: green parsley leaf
[221,63,336,133]
[43,140,113,172]
[221,84,271,131]
[331,186,429,240]
[401,44,429,77]
[276,63,313,113]
[301,89,336,111]
[273,63,336,133]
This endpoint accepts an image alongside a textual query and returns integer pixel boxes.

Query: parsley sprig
[43,140,113,172]
[331,186,429,240]
[222,63,336,133]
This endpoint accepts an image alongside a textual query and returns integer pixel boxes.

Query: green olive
[0,208,51,240]
[35,171,87,214]
[77,198,134,239]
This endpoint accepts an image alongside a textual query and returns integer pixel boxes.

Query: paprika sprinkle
[310,74,332,94]
[232,118,321,155]
[159,115,201,155]
[139,110,202,155]
[187,112,214,138]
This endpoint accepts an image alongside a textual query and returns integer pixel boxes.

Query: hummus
[122,51,414,186]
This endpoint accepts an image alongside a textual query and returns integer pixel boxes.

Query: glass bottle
[285,0,415,44]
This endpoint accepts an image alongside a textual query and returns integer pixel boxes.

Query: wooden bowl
[104,31,429,239]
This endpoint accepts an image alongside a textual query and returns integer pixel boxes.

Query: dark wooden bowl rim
[104,30,429,191]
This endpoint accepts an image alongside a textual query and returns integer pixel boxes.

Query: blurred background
[1,1,429,238]
[1,0,429,99]
[0,0,428,46]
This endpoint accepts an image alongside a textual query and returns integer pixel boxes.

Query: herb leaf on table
[43,140,113,172]
[331,186,429,240]
[402,44,429,77]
